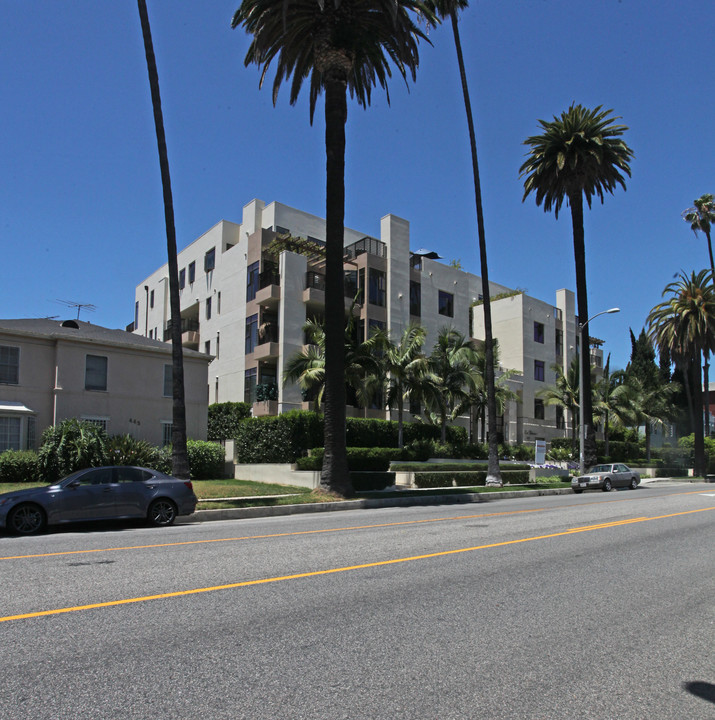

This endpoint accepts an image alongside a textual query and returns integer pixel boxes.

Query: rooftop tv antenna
[55,300,97,320]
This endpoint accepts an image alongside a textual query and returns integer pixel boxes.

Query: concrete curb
[179,487,575,524]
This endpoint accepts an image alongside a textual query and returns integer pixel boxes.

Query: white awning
[0,402,36,415]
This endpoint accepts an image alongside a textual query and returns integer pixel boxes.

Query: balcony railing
[163,318,199,342]
[259,268,280,289]
[258,322,279,344]
[344,236,386,260]
[306,271,325,291]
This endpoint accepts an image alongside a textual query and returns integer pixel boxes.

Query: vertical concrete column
[383,214,411,340]
[278,251,308,412]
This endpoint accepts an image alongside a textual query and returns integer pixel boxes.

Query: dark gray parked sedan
[0,466,197,535]
[572,463,640,493]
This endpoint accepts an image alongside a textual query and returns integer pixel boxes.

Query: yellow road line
[2,487,712,562]
[2,506,712,624]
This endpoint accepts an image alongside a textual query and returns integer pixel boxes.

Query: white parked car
[572,463,640,493]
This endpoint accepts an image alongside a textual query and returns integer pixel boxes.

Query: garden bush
[187,440,225,479]
[105,434,171,473]
[208,402,252,441]
[413,469,531,488]
[0,450,40,484]
[38,419,109,482]
[350,471,395,492]
[295,447,402,472]
[235,411,323,463]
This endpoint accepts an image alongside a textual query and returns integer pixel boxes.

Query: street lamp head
[605,308,620,314]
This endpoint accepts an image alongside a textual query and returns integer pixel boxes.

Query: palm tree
[683,194,715,278]
[648,270,715,476]
[232,0,431,497]
[521,104,634,468]
[421,328,479,443]
[683,194,715,434]
[136,0,189,478]
[593,354,627,459]
[539,358,581,452]
[424,0,501,484]
[283,317,383,413]
[368,324,429,448]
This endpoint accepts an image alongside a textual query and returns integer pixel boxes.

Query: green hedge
[235,411,323,463]
[392,461,530,472]
[296,447,403,472]
[413,469,530,488]
[208,402,252,441]
[0,450,40,484]
[187,440,225,479]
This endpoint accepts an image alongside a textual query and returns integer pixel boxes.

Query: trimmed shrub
[295,447,401,472]
[38,419,109,482]
[208,402,252,441]
[187,440,225,479]
[235,411,322,463]
[413,468,530,488]
[0,450,40,484]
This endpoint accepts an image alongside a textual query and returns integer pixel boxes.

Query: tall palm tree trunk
[137,0,189,478]
[569,191,596,467]
[692,357,706,477]
[450,12,501,485]
[321,74,351,496]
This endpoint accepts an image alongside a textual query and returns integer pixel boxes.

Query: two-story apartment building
[133,198,603,445]
[0,319,210,451]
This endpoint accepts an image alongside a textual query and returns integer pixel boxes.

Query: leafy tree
[648,270,715,476]
[424,0,501,484]
[539,357,581,451]
[521,104,634,467]
[593,353,627,459]
[136,0,189,478]
[367,324,430,448]
[232,0,431,496]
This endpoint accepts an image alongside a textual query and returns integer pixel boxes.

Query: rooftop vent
[61,320,79,329]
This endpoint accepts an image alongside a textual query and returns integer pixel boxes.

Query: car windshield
[589,464,613,473]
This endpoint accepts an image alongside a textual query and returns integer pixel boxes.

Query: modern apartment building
[133,198,603,445]
[0,319,210,451]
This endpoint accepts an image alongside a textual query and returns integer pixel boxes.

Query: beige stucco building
[132,198,603,445]
[0,319,210,452]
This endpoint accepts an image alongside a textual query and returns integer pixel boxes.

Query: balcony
[164,318,200,349]
[255,267,281,307]
[344,236,386,260]
[303,271,362,312]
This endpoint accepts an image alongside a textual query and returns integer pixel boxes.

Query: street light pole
[578,308,620,475]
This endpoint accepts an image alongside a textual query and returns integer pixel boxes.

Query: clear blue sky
[2,1,713,371]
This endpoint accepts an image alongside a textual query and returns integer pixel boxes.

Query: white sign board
[535,440,546,465]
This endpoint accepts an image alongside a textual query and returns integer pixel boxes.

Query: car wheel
[629,477,638,490]
[8,504,47,535]
[602,478,612,492]
[573,488,583,494]
[148,499,177,527]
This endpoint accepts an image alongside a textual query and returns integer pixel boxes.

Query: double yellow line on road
[1,505,712,624]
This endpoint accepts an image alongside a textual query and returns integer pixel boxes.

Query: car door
[57,467,117,521]
[113,467,155,517]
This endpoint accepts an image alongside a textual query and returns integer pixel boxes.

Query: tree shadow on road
[683,681,715,705]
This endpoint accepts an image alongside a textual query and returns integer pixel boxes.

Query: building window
[368,319,386,336]
[534,360,545,382]
[81,416,108,432]
[0,346,20,385]
[150,290,155,309]
[179,268,186,290]
[410,281,421,317]
[188,261,196,284]
[205,340,211,355]
[534,321,544,344]
[244,367,257,404]
[162,422,173,447]
[555,328,563,357]
[368,268,386,307]
[246,261,259,301]
[0,417,21,452]
[26,416,36,450]
[85,355,108,391]
[534,399,545,420]
[594,354,603,368]
[206,297,212,320]
[438,290,454,318]
[217,292,221,314]
[245,314,258,354]
[555,407,565,429]
[163,365,172,397]
[215,334,220,359]
[134,301,139,328]
[204,247,216,272]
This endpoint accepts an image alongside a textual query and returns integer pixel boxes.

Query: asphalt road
[1,483,713,719]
